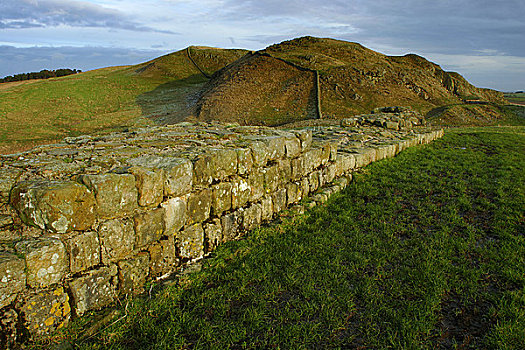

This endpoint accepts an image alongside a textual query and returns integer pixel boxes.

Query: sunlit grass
[35,126,525,350]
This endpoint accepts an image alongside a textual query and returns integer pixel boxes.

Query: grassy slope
[0,47,246,154]
[45,126,524,350]
[0,37,514,153]
[0,66,162,154]
[263,37,504,120]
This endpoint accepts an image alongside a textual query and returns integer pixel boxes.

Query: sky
[1,0,524,91]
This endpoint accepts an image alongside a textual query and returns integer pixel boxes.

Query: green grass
[0,48,245,154]
[504,92,525,105]
[37,127,525,349]
[0,66,165,153]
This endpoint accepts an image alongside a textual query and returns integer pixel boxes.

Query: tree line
[0,69,81,83]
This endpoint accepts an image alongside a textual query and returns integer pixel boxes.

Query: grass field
[0,47,245,155]
[0,66,169,154]
[504,92,525,106]
[38,126,524,350]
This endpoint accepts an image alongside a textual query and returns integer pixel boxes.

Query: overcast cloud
[0,0,174,33]
[0,0,523,91]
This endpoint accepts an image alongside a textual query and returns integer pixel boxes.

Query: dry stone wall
[0,120,443,345]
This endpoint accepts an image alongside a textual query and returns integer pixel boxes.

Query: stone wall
[0,121,443,345]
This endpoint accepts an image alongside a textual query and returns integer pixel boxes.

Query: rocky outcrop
[0,119,443,347]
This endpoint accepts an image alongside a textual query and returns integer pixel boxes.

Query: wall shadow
[135,74,207,125]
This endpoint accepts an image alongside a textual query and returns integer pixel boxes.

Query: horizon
[1,1,524,91]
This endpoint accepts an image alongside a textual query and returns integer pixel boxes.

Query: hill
[193,37,506,126]
[1,36,521,154]
[0,47,246,154]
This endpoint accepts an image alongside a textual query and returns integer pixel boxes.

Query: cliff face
[191,36,504,126]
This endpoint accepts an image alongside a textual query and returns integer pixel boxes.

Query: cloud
[425,52,525,91]
[218,0,525,57]
[0,1,523,91]
[0,0,177,33]
[0,45,167,77]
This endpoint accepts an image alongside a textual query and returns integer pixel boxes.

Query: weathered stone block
[336,154,356,175]
[19,287,71,337]
[0,252,26,309]
[271,188,287,214]
[16,238,68,288]
[11,180,95,233]
[236,148,253,175]
[263,136,286,161]
[211,182,232,216]
[65,231,100,274]
[204,219,222,251]
[334,174,352,189]
[291,156,305,180]
[177,224,204,259]
[129,166,164,207]
[261,195,273,222]
[324,163,337,183]
[193,148,238,185]
[353,148,376,168]
[248,172,265,202]
[263,165,281,194]
[277,158,292,183]
[128,156,193,197]
[384,121,399,130]
[186,189,212,225]
[69,265,118,315]
[162,158,193,197]
[284,136,301,158]
[0,168,21,203]
[308,171,320,193]
[398,140,408,152]
[313,193,328,204]
[300,177,310,198]
[303,148,323,173]
[118,253,149,295]
[388,144,397,158]
[134,208,165,248]
[243,203,262,231]
[231,177,251,209]
[248,141,268,167]
[98,218,134,264]
[340,117,357,127]
[82,173,138,219]
[162,197,186,235]
[148,236,177,277]
[318,169,327,188]
[286,182,301,205]
[321,142,338,164]
[221,211,243,242]
[375,146,387,161]
[293,129,313,151]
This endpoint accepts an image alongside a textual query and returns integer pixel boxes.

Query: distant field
[504,92,525,106]
[39,126,524,350]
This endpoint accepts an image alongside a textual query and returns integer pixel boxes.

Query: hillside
[0,47,246,154]
[193,37,505,126]
[0,36,518,154]
[195,52,319,125]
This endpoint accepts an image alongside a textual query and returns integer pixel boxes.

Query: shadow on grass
[135,74,207,125]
